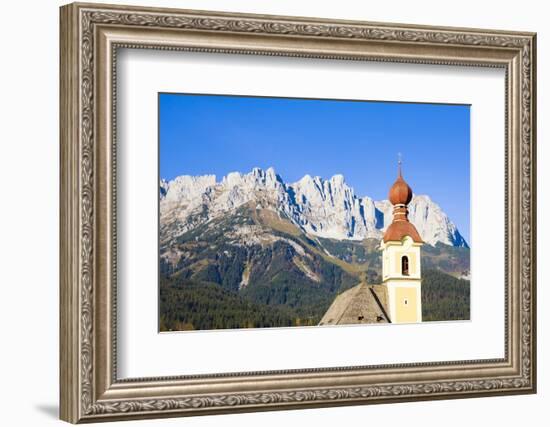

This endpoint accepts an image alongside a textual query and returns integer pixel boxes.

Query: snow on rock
[160,167,468,247]
[290,173,379,240]
[408,195,468,247]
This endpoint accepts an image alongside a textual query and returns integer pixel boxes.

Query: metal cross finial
[397,152,402,177]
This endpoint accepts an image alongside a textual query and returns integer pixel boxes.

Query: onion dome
[388,164,413,206]
[383,160,423,244]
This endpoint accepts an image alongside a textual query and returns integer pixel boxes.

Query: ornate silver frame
[60,2,537,423]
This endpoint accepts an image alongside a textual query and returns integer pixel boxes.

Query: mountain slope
[160,204,359,324]
[422,269,470,321]
[160,277,300,331]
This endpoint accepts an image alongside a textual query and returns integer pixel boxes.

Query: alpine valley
[159,167,470,331]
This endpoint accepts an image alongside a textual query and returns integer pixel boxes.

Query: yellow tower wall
[381,236,423,324]
[394,286,419,323]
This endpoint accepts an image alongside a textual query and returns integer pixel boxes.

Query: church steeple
[381,157,423,324]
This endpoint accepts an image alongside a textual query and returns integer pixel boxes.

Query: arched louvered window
[401,256,409,276]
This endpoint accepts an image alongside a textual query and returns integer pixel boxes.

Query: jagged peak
[168,173,216,184]
[411,194,432,203]
[251,166,263,176]
[264,166,283,184]
[294,173,349,190]
[330,174,345,185]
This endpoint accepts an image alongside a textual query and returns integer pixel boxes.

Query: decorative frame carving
[60,2,536,423]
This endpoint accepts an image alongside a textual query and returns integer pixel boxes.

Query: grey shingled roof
[318,283,390,326]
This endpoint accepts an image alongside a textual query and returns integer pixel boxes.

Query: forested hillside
[422,269,470,321]
[160,278,298,330]
[160,268,470,331]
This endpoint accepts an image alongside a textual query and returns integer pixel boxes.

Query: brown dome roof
[388,174,413,205]
[383,220,423,243]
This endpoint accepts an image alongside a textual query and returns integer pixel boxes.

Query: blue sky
[159,93,470,243]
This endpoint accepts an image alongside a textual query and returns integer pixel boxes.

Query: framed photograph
[60,2,537,423]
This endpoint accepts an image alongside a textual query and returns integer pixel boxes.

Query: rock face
[160,167,468,248]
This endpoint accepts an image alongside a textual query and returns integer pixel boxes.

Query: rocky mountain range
[160,166,468,248]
